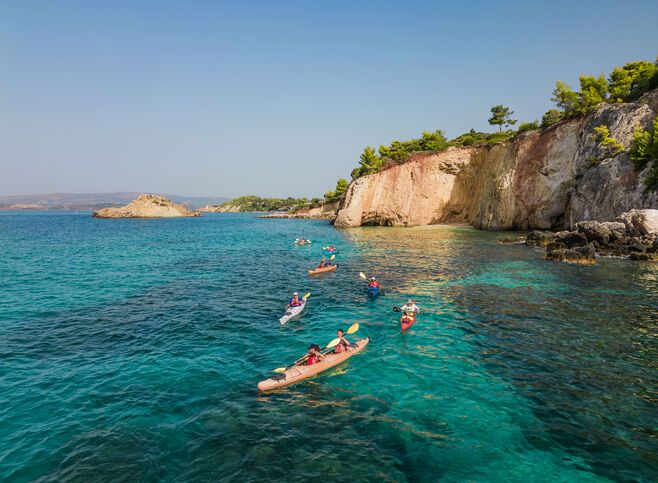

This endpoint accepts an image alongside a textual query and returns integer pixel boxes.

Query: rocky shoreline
[520,209,658,263]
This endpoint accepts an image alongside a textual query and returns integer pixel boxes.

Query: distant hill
[0,192,229,211]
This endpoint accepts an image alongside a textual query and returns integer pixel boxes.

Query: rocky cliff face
[92,194,200,218]
[199,204,241,213]
[335,90,658,230]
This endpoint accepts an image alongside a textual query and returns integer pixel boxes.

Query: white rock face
[618,209,658,235]
[334,89,658,229]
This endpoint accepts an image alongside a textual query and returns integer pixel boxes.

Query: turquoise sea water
[0,212,656,482]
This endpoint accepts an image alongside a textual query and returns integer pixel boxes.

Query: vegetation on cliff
[630,118,658,189]
[220,196,321,212]
[335,57,658,192]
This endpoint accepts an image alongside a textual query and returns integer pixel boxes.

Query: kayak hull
[279,301,306,325]
[308,264,338,275]
[368,286,380,297]
[258,338,370,391]
[400,313,416,331]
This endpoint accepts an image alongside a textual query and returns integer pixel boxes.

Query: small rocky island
[92,194,200,218]
[522,209,658,263]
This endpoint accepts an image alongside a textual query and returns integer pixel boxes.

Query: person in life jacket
[305,344,325,365]
[332,329,352,354]
[318,257,332,268]
[400,299,419,314]
[288,292,303,308]
[368,277,380,288]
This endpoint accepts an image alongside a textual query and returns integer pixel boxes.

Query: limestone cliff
[335,90,658,230]
[92,194,200,218]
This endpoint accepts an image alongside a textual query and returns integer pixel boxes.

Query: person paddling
[306,344,325,365]
[331,329,351,354]
[287,292,303,308]
[368,277,380,289]
[401,299,419,314]
[318,257,332,268]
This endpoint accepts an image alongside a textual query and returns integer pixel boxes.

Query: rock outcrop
[334,89,658,229]
[92,194,200,218]
[524,209,658,263]
[258,201,339,219]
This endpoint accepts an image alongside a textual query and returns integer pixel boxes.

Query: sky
[1,0,657,198]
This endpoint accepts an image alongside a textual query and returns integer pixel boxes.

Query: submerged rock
[545,244,596,264]
[629,252,658,261]
[92,194,200,218]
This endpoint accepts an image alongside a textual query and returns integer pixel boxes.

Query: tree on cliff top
[324,178,348,202]
[488,105,517,132]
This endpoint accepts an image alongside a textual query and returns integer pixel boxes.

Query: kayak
[279,301,306,325]
[294,239,311,246]
[258,338,370,391]
[368,286,380,297]
[308,264,338,275]
[400,312,417,331]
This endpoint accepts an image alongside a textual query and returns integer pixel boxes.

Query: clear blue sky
[1,0,657,198]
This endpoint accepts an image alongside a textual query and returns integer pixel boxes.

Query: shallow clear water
[0,212,656,482]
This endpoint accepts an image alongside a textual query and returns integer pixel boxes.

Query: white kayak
[279,301,306,325]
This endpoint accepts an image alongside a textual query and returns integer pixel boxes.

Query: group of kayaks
[258,239,419,392]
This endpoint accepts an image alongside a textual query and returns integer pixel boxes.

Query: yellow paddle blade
[273,367,287,373]
[302,292,311,300]
[346,322,359,334]
[330,254,336,260]
[325,337,341,350]
[359,272,366,280]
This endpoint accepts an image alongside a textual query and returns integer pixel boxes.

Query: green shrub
[517,121,540,133]
[630,119,658,189]
[541,109,563,128]
[593,125,625,158]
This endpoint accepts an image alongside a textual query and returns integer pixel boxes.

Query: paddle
[359,272,367,280]
[393,306,422,314]
[273,323,360,373]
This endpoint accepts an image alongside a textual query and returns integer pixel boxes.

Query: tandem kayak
[308,264,338,275]
[257,338,370,391]
[400,312,416,332]
[368,286,380,298]
[279,301,306,325]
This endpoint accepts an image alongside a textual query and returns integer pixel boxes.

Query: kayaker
[332,329,351,354]
[318,257,332,268]
[288,292,303,307]
[401,299,419,313]
[306,344,325,365]
[368,277,380,288]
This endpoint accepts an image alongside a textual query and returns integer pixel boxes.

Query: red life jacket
[307,355,319,365]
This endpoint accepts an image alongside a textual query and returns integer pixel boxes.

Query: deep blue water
[0,212,656,482]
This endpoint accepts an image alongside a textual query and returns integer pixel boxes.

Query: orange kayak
[258,338,370,391]
[400,312,416,332]
[308,264,338,275]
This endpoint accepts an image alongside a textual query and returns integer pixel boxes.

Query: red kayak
[400,312,416,331]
